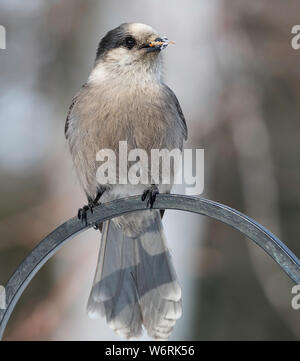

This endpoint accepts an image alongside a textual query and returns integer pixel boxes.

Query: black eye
[124,36,136,49]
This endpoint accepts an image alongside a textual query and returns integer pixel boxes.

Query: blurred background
[0,0,300,340]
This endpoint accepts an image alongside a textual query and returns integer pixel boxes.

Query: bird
[65,23,188,339]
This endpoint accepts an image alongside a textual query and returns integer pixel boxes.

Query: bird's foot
[142,185,159,208]
[77,200,99,226]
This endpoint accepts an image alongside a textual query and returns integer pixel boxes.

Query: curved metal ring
[1,194,300,339]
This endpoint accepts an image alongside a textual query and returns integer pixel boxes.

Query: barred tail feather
[87,211,182,339]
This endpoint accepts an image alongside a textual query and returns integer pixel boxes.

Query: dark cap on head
[95,23,169,61]
[96,23,129,60]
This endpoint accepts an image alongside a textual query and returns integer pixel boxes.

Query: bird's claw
[77,200,99,226]
[77,205,89,226]
[142,185,159,208]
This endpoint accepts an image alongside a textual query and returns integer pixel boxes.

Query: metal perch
[0,194,299,340]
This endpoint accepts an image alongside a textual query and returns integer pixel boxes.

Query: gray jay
[65,23,187,339]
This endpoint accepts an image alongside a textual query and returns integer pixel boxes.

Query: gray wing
[65,96,77,139]
[65,84,87,139]
[163,84,188,141]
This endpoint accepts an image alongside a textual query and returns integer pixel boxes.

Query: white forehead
[128,23,158,37]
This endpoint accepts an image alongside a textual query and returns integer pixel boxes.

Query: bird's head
[89,23,173,83]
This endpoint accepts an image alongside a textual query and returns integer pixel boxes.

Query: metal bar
[0,194,299,339]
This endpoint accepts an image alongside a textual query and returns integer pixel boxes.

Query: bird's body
[65,23,187,339]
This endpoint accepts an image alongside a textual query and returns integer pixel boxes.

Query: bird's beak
[139,37,175,52]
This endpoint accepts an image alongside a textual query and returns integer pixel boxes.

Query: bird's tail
[87,210,182,339]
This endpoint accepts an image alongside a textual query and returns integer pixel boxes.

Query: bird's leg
[92,191,102,207]
[77,191,102,226]
[142,184,159,208]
